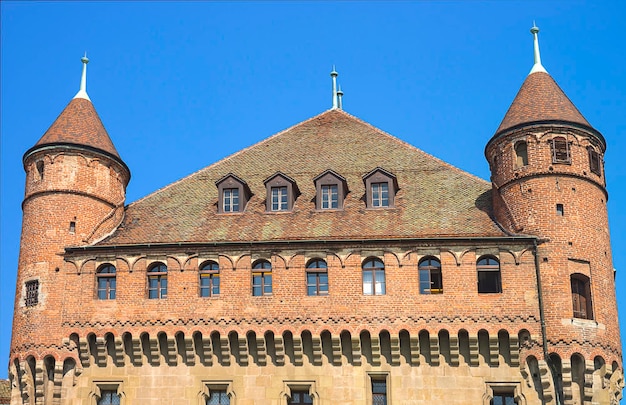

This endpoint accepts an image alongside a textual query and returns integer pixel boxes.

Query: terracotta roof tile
[99,109,505,246]
[495,71,592,136]
[34,98,121,158]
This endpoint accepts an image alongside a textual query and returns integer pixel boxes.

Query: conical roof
[494,71,592,136]
[32,97,121,159]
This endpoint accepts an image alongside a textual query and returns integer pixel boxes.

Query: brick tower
[10,56,129,403]
[486,26,622,403]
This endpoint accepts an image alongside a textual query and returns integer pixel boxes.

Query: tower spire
[330,66,338,109]
[73,53,91,101]
[529,23,547,75]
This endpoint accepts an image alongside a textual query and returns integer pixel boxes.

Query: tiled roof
[99,109,506,246]
[0,379,9,404]
[495,71,592,136]
[32,98,121,159]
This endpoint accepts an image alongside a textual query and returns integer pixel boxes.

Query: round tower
[486,26,622,402]
[10,56,130,369]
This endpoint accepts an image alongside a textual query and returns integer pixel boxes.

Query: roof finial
[73,52,91,101]
[529,23,547,75]
[337,85,343,110]
[330,66,338,109]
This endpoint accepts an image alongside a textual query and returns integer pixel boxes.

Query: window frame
[418,257,443,294]
[362,258,386,296]
[264,172,299,212]
[550,136,571,164]
[587,146,601,176]
[313,170,348,210]
[571,274,593,320]
[147,262,168,299]
[25,279,39,307]
[199,261,220,298]
[368,373,389,405]
[89,381,125,405]
[215,174,251,214]
[252,260,272,296]
[363,168,398,209]
[96,264,117,300]
[477,256,502,294]
[199,381,234,405]
[306,259,328,296]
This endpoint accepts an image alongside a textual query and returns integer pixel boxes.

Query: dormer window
[215,174,251,213]
[551,136,571,164]
[313,170,348,210]
[264,172,299,212]
[363,167,398,208]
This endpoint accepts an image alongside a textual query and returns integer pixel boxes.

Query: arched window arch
[418,257,442,294]
[514,141,528,167]
[252,260,272,296]
[96,264,116,300]
[477,256,501,293]
[362,258,385,295]
[571,273,593,319]
[306,258,328,296]
[147,262,167,299]
[199,261,220,297]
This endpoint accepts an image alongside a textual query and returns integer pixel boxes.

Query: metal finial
[529,23,547,75]
[331,66,338,109]
[337,85,343,110]
[73,53,91,101]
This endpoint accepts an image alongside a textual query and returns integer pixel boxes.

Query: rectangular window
[588,148,601,175]
[321,184,338,209]
[492,392,516,405]
[271,186,289,211]
[223,188,240,212]
[97,277,116,300]
[252,272,272,296]
[371,378,388,405]
[363,269,385,295]
[556,204,564,216]
[306,271,329,296]
[288,390,313,404]
[371,183,389,207]
[551,137,571,163]
[97,389,121,405]
[200,273,220,297]
[207,390,230,404]
[25,280,39,307]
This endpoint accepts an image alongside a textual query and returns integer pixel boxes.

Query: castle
[8,26,623,404]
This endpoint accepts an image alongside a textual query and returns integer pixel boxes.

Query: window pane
[419,269,431,294]
[212,276,220,295]
[363,270,373,295]
[264,275,272,294]
[375,269,386,295]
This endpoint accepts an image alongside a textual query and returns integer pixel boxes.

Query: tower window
[362,258,385,295]
[556,204,564,216]
[551,137,571,164]
[97,390,121,405]
[252,260,272,296]
[477,256,501,293]
[491,391,517,405]
[288,391,313,404]
[587,147,601,176]
[418,257,443,294]
[571,274,593,320]
[36,161,44,180]
[306,259,328,296]
[206,390,230,405]
[199,261,220,297]
[147,262,167,299]
[514,141,528,167]
[371,377,388,405]
[96,264,116,300]
[25,280,39,307]
[69,221,76,234]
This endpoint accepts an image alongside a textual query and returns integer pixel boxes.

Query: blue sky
[1,0,625,383]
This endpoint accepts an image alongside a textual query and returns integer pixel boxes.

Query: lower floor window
[207,390,230,405]
[98,390,120,405]
[288,390,313,404]
[491,392,517,405]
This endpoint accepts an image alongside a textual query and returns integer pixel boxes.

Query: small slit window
[571,274,593,320]
[587,146,601,176]
[36,161,45,180]
[556,204,564,216]
[25,280,39,307]
[514,141,528,167]
[551,136,571,164]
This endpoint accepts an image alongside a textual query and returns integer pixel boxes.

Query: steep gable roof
[494,71,592,136]
[31,98,122,159]
[98,109,505,246]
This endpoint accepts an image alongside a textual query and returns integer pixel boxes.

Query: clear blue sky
[1,0,625,384]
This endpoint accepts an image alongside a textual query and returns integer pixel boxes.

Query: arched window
[199,261,220,297]
[147,262,167,299]
[477,256,501,293]
[252,260,272,296]
[514,141,528,167]
[362,258,385,295]
[306,259,328,296]
[418,257,442,294]
[96,264,116,300]
[551,136,570,163]
[571,274,593,319]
